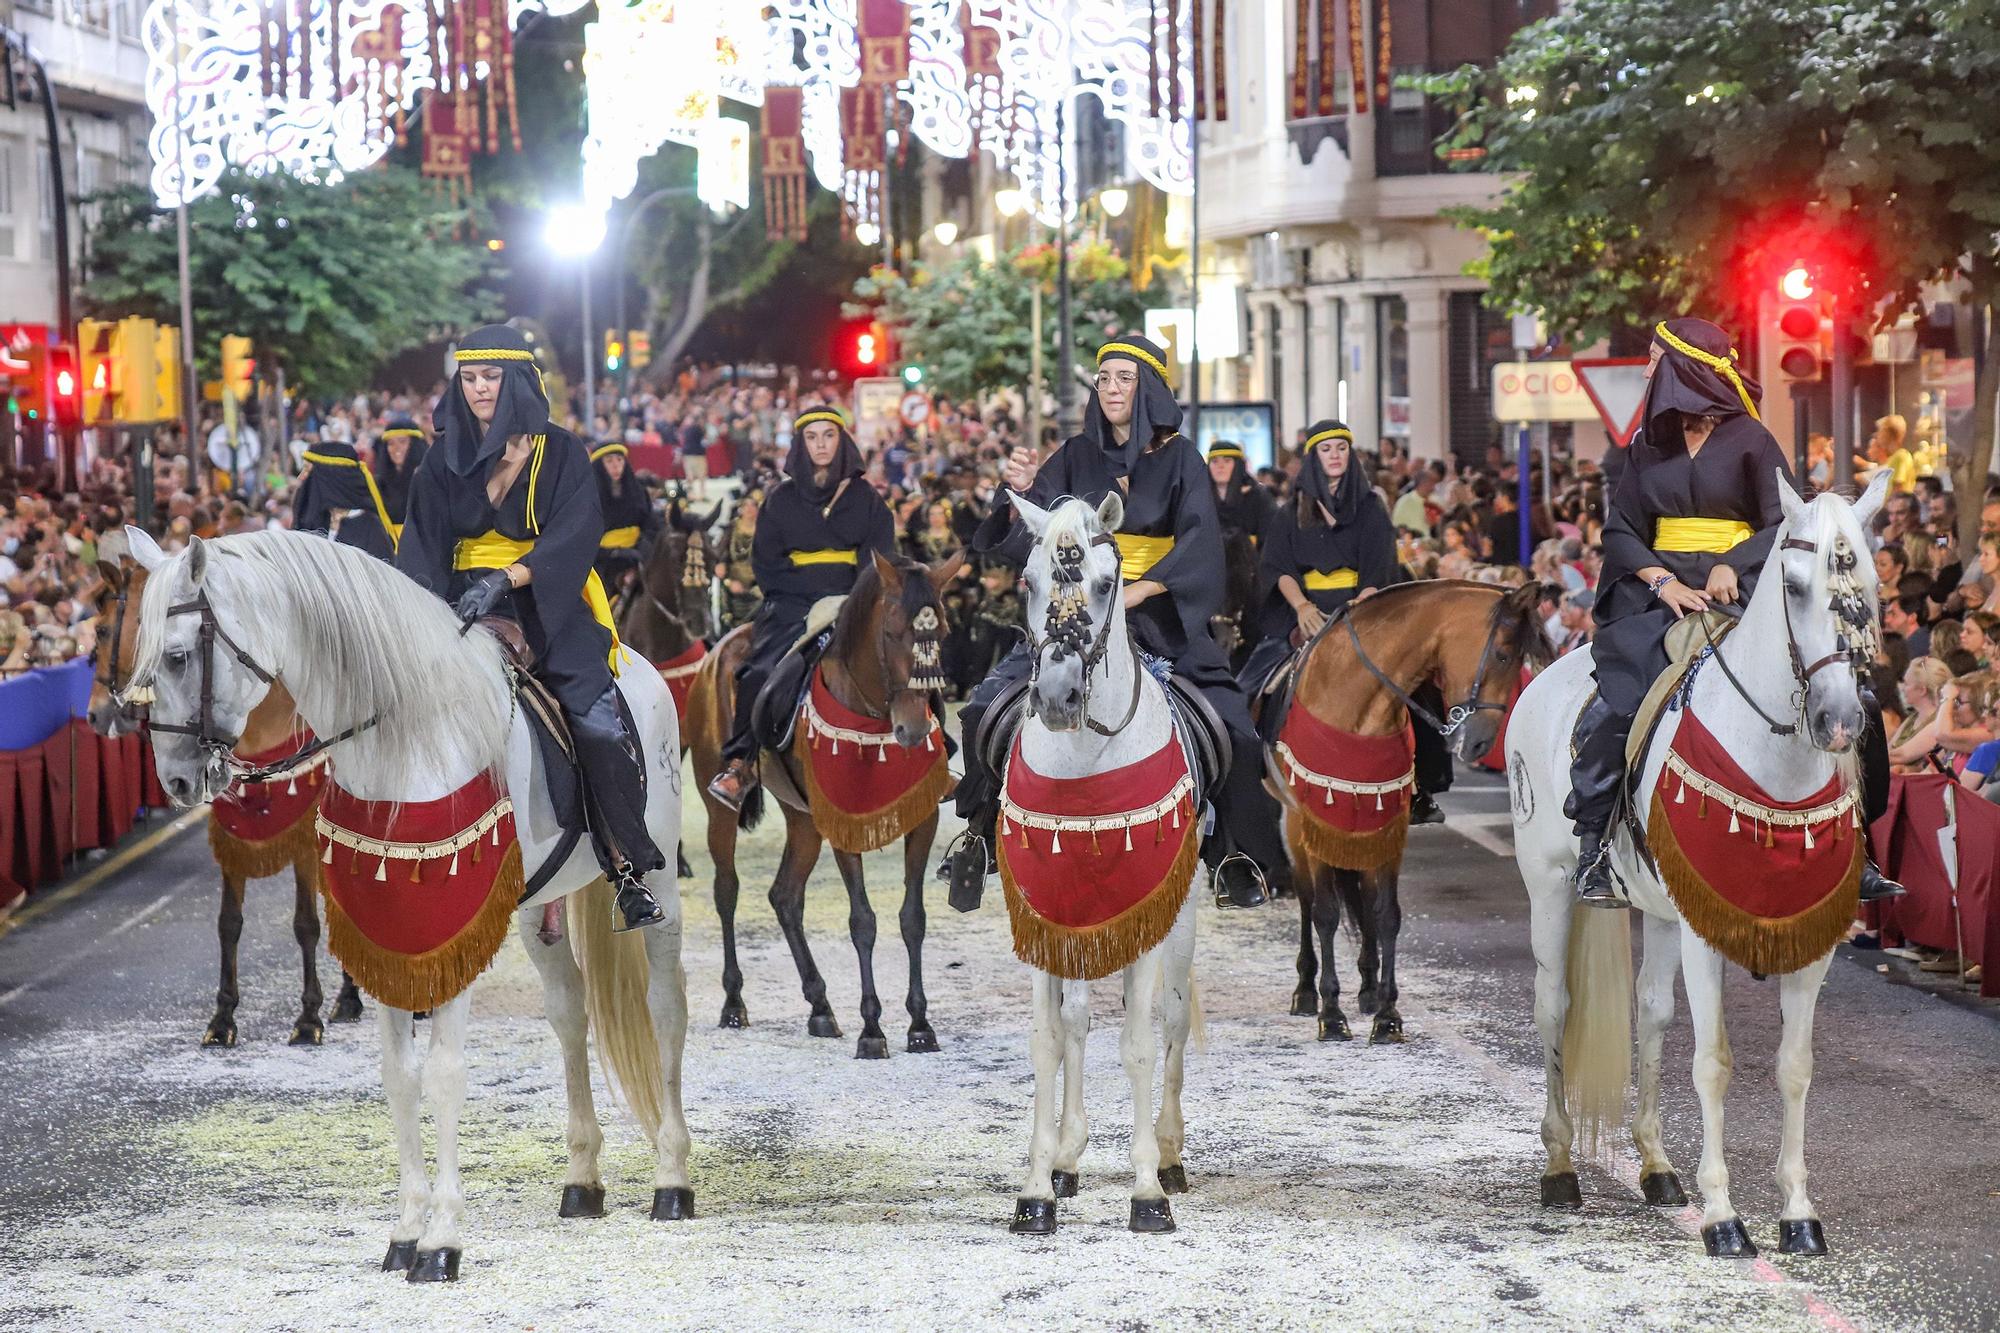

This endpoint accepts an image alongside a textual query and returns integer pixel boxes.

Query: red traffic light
[47,345,83,430]
[1779,265,1814,301]
[856,331,879,366]
[1777,305,1820,340]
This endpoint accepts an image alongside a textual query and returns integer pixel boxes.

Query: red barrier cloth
[316,772,522,1010]
[796,667,949,853]
[1649,710,1860,974]
[209,733,328,880]
[998,731,1198,979]
[1275,702,1413,869]
[654,640,708,722]
[0,752,22,910]
[1869,774,2000,997]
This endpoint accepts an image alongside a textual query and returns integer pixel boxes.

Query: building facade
[1197,0,1558,466]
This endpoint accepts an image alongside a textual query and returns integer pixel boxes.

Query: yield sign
[1572,357,1652,447]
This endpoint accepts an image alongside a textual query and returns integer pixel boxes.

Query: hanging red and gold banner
[1349,0,1369,114]
[1376,0,1393,105]
[1290,0,1309,119]
[857,0,912,86]
[761,86,810,242]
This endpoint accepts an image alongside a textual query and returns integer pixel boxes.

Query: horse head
[126,525,274,806]
[843,548,960,748]
[85,548,148,737]
[1443,580,1554,764]
[1771,468,1889,754]
[1012,492,1125,733]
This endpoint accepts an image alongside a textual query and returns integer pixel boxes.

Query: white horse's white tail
[1562,909,1632,1157]
[568,879,664,1142]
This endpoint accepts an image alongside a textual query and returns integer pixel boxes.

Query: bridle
[1701,533,1870,739]
[1023,530,1142,737]
[831,578,951,723]
[1337,593,1514,737]
[94,577,149,716]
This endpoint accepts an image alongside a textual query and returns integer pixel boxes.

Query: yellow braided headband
[301,450,356,467]
[1306,427,1355,449]
[590,442,629,461]
[1097,342,1174,390]
[794,409,850,431]
[455,347,538,363]
[379,427,424,440]
[1654,322,1760,421]
[1207,446,1246,460]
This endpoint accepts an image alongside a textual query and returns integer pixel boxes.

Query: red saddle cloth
[1274,702,1415,870]
[315,771,522,1011]
[997,731,1199,981]
[796,666,951,854]
[1648,710,1861,975]
[654,640,708,723]
[208,732,327,880]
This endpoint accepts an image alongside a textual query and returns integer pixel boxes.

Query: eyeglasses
[1093,371,1139,391]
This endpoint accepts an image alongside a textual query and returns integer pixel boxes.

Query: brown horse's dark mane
[825,553,939,667]
[1346,577,1556,669]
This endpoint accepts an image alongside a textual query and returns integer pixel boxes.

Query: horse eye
[1093,577,1114,598]
[1784,579,1807,598]
[165,647,190,670]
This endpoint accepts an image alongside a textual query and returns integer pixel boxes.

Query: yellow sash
[303,449,400,554]
[790,548,858,567]
[600,525,641,550]
[1114,532,1175,584]
[1654,518,1753,554]
[1303,568,1359,591]
[453,531,622,673]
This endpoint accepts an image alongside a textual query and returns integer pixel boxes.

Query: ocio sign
[1491,360,1600,423]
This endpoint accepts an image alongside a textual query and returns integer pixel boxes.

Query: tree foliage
[81,167,498,397]
[851,240,1163,402]
[1424,0,2000,538]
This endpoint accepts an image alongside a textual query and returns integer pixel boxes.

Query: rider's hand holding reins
[1294,602,1328,638]
[455,569,513,624]
[1124,579,1163,612]
[1703,563,1740,605]
[1644,565,1710,620]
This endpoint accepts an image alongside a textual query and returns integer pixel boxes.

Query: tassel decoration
[1050,828,1062,854]
[1728,809,1740,835]
[449,848,460,876]
[322,839,335,864]
[1803,823,1814,851]
[374,857,388,882]
[1125,824,1134,852]
[1676,781,1687,804]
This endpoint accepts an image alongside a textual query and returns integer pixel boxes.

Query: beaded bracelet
[1647,572,1675,596]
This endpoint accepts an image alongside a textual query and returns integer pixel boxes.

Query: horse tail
[737,783,765,832]
[1561,907,1632,1158]
[569,877,665,1143]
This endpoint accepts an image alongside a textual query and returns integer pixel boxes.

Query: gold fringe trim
[998,825,1200,981]
[1648,791,1859,975]
[798,739,952,854]
[209,805,321,882]
[1291,801,1409,871]
[322,841,524,1012]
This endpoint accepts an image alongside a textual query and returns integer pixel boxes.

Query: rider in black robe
[1209,442,1276,545]
[1238,419,1446,822]
[705,408,897,810]
[1571,318,1901,906]
[295,438,396,561]
[590,441,663,597]
[396,324,668,932]
[370,416,427,541]
[945,335,1290,911]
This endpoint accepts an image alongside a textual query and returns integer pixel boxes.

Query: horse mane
[1349,578,1556,670]
[134,529,513,780]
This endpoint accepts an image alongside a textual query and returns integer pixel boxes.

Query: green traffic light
[902,365,923,384]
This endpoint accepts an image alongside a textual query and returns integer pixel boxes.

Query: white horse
[1003,494,1202,1235]
[1506,471,1888,1258]
[126,526,691,1282]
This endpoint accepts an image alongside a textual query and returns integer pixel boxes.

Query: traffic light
[856,326,880,367]
[603,329,624,374]
[1775,264,1828,385]
[629,330,651,369]
[118,316,162,422]
[16,342,47,420]
[155,324,182,422]
[79,318,116,423]
[901,364,924,385]
[220,335,255,402]
[47,344,82,431]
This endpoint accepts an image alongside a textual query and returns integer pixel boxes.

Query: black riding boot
[1856,689,1906,902]
[1564,692,1633,909]
[1409,683,1451,825]
[570,685,668,931]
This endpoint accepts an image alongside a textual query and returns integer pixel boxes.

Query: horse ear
[1850,467,1891,529]
[871,548,904,593]
[1776,467,1807,533]
[186,536,209,588]
[1096,491,1125,533]
[125,524,166,572]
[95,558,125,593]
[1009,491,1053,539]
[929,548,968,591]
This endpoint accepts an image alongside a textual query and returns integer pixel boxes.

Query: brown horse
[88,555,362,1046]
[1272,579,1550,1042]
[618,524,713,879]
[685,551,959,1057]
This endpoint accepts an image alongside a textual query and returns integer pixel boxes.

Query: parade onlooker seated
[1888,657,1953,774]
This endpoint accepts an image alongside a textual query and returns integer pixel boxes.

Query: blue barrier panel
[0,657,95,751]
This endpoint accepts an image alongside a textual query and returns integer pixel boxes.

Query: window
[37,151,54,260]
[1265,305,1284,437]
[1332,298,1348,425]
[0,139,15,260]
[1376,295,1409,439]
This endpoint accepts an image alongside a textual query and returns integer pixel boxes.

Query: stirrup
[1573,839,1628,910]
[1212,854,1269,910]
[612,873,666,933]
[705,760,755,814]
[942,829,992,914]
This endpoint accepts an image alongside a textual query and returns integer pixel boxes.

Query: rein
[1023,530,1142,737]
[1697,534,1868,739]
[1338,597,1510,737]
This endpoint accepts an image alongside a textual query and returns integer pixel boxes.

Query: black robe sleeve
[1722,429,1794,577]
[1353,498,1401,590]
[394,459,454,600]
[1133,440,1224,648]
[1600,449,1656,579]
[522,437,605,640]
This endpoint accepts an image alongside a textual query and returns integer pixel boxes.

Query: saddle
[474,618,603,898]
[976,663,1230,807]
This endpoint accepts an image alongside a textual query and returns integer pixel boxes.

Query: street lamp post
[610,186,698,401]
[1054,96,1075,435]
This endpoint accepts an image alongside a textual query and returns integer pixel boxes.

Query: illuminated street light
[933,220,959,246]
[994,187,1025,219]
[1099,187,1129,218]
[544,203,607,257]
[854,221,882,247]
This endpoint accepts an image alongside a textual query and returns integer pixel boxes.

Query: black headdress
[1208,439,1252,493]
[1297,419,1369,527]
[372,414,427,481]
[435,324,552,477]
[785,407,866,505]
[1083,335,1182,479]
[1646,318,1762,429]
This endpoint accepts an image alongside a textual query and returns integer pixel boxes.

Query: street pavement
[0,767,1995,1330]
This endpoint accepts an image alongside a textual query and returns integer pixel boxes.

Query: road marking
[1443,813,1514,859]
[0,806,208,945]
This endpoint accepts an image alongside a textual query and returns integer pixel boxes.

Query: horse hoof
[1540,1172,1582,1209]
[1010,1198,1057,1235]
[906,1023,940,1053]
[406,1248,461,1283]
[1289,990,1316,1017]
[1641,1171,1688,1208]
[651,1187,695,1221]
[381,1240,418,1273]
[1158,1164,1189,1195]
[807,1012,842,1039]
[1128,1197,1176,1233]
[330,991,364,1024]
[1317,1013,1351,1041]
[1369,1014,1405,1044]
[558,1184,605,1219]
[288,1020,325,1047]
[1702,1217,1758,1258]
[855,1035,890,1060]
[1778,1218,1828,1256]
[718,998,749,1029]
[200,1022,237,1049]
[1050,1169,1079,1199]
